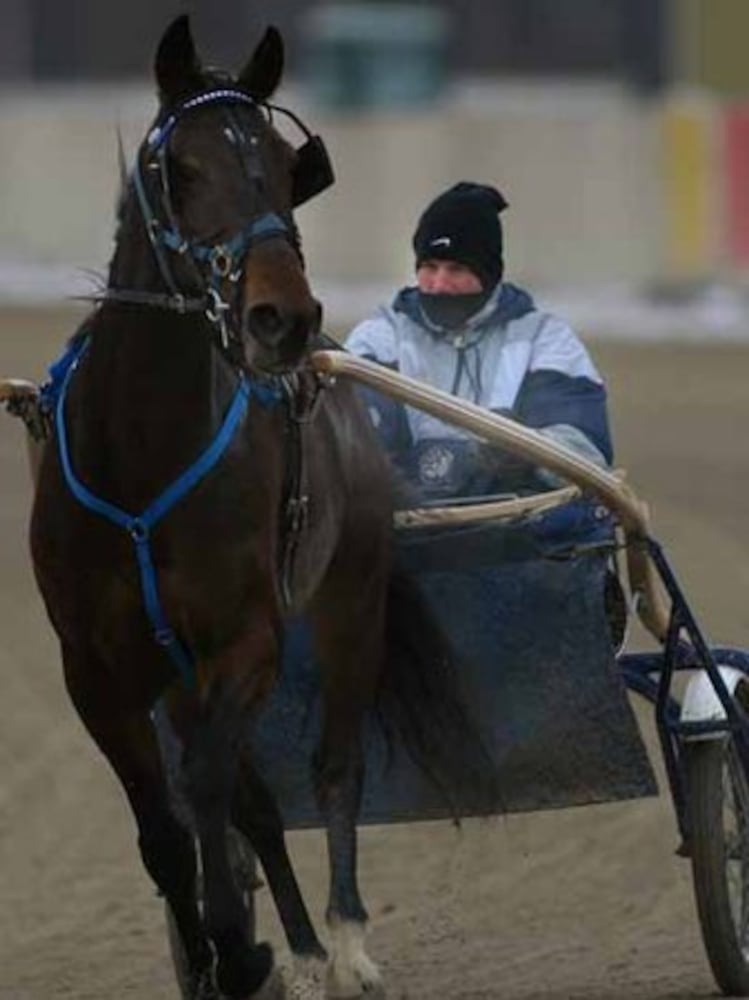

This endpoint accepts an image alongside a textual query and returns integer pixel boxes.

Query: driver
[345,181,613,500]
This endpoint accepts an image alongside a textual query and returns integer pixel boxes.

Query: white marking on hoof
[284,955,327,1000]
[325,919,383,998]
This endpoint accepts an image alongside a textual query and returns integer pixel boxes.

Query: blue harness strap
[39,332,90,415]
[55,338,280,687]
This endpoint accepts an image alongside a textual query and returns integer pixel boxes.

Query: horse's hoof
[285,955,327,1000]
[216,941,274,999]
[325,920,383,999]
[326,952,383,998]
[326,965,384,999]
[249,963,286,999]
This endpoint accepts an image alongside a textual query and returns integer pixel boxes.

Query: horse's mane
[113,127,131,224]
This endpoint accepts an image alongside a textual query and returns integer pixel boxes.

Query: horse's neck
[91,201,236,477]
[107,195,198,297]
[75,311,239,507]
[91,310,231,424]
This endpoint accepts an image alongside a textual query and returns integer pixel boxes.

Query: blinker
[147,90,334,208]
[267,101,335,207]
[292,135,335,207]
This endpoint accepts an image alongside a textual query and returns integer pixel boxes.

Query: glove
[472,440,548,493]
[474,441,532,477]
[480,409,539,478]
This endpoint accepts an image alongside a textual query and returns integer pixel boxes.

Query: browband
[147,89,258,151]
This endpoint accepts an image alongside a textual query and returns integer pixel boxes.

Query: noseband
[106,88,333,348]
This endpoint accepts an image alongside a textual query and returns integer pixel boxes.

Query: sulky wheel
[165,827,259,1000]
[685,735,749,996]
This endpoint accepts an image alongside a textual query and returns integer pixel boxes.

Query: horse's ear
[237,26,284,101]
[155,15,203,103]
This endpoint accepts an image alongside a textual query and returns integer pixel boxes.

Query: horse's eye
[171,156,202,185]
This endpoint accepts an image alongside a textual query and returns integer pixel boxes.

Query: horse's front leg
[183,632,277,1000]
[232,752,327,961]
[311,607,386,999]
[61,643,213,992]
[317,729,381,998]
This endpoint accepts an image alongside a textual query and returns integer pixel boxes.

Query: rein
[55,337,281,687]
[101,288,208,314]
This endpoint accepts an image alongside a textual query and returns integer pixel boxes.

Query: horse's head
[129,16,333,373]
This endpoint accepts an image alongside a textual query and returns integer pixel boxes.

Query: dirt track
[1,305,748,1000]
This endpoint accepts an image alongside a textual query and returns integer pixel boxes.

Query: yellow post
[662,98,718,281]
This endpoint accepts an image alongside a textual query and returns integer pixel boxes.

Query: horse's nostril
[245,303,285,346]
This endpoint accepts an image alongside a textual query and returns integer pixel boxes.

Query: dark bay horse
[30,16,497,1000]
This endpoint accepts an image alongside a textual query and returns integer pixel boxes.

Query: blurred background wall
[2,0,749,324]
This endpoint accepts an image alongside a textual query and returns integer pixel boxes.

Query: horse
[29,15,498,1000]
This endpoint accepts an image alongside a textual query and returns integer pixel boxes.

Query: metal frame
[619,537,749,845]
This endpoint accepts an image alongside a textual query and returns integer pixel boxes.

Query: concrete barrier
[0,79,737,319]
[298,81,664,290]
[0,84,155,271]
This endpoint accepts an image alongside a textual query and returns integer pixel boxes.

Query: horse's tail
[376,565,502,819]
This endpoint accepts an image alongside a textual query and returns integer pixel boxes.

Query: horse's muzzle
[243,300,323,371]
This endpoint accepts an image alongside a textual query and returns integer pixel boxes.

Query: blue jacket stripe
[514,370,613,464]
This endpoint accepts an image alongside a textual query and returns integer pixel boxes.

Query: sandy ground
[1,305,749,1000]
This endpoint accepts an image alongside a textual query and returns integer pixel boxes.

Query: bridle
[106,87,334,349]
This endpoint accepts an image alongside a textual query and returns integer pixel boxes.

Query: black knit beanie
[412,181,509,291]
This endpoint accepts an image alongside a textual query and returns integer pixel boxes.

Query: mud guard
[252,513,657,826]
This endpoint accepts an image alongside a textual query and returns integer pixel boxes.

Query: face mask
[418,290,491,330]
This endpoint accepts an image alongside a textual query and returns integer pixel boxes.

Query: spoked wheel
[686,736,749,996]
[165,827,259,1000]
